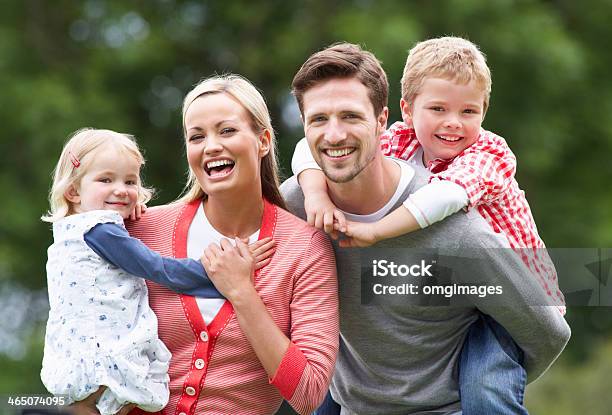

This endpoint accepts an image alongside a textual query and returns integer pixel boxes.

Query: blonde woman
[122,75,339,415]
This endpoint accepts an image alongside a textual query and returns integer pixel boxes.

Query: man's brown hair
[292,42,389,116]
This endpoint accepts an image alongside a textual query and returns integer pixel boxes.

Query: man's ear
[400,98,413,128]
[64,184,81,204]
[377,106,389,132]
[258,129,271,157]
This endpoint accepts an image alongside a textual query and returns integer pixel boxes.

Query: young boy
[293,36,566,414]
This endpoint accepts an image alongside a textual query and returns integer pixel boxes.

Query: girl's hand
[248,237,275,270]
[67,386,136,415]
[304,191,347,237]
[128,203,147,221]
[336,220,379,248]
[201,238,256,303]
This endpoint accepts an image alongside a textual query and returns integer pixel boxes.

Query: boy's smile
[402,77,485,165]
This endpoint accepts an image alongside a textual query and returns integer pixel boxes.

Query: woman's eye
[189,135,205,142]
[220,127,236,135]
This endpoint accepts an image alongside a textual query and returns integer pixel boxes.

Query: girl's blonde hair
[401,36,492,115]
[178,74,286,210]
[41,128,154,223]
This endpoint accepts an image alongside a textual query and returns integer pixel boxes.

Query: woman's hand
[201,238,256,303]
[248,237,275,270]
[66,386,135,415]
[203,237,291,380]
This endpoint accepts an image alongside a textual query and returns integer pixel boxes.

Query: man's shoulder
[280,176,307,220]
[431,209,511,249]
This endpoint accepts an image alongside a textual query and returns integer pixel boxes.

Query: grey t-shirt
[280,158,570,415]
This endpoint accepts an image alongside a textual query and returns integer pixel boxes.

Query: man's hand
[248,237,275,270]
[66,386,136,415]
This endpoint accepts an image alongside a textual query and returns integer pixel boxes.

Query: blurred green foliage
[1,0,611,412]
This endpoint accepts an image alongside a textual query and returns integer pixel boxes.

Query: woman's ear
[259,129,271,157]
[64,184,81,204]
[400,98,414,128]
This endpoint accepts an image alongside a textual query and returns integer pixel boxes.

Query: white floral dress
[41,210,170,415]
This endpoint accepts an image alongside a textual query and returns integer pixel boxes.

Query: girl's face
[184,93,270,200]
[66,146,140,219]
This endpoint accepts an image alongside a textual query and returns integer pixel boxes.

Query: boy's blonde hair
[42,128,154,223]
[401,36,492,114]
[179,74,286,210]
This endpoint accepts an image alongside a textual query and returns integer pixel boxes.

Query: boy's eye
[126,180,137,186]
[429,106,444,112]
[99,178,111,183]
[464,109,478,114]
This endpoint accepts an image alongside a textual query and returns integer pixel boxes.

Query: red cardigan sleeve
[269,229,339,414]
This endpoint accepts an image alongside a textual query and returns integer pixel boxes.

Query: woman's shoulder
[273,206,332,250]
[274,205,315,235]
[126,202,188,236]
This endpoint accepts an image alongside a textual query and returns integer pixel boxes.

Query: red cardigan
[127,199,338,415]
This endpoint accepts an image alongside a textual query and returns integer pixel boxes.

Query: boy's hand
[248,237,275,270]
[128,203,147,221]
[304,191,347,236]
[336,220,379,248]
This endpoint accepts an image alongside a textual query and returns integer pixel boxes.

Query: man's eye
[311,116,326,123]
[344,113,359,119]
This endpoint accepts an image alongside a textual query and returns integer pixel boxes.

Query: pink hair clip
[68,151,81,168]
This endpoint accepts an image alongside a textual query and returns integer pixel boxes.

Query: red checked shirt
[381,121,565,310]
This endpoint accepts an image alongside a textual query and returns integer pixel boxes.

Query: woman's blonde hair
[41,128,154,223]
[179,74,286,210]
[401,36,492,114]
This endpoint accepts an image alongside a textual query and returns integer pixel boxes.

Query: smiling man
[280,43,570,415]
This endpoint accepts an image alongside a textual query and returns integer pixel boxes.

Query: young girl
[40,128,273,415]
